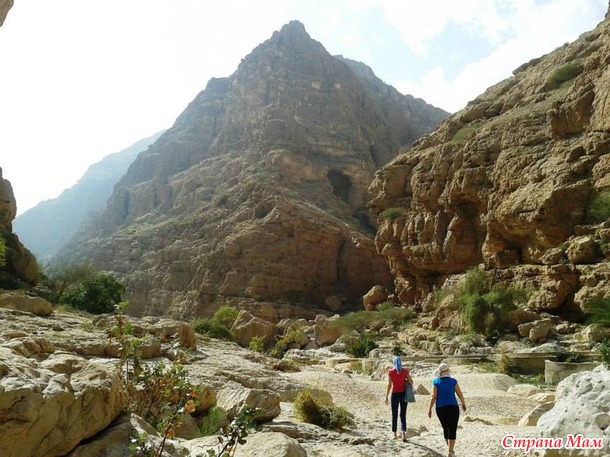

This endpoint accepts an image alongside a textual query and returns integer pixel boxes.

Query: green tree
[64,273,125,314]
[42,261,96,304]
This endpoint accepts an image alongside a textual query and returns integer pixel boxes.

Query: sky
[0,0,607,215]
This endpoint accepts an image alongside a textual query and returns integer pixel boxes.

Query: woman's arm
[428,385,437,418]
[406,370,414,386]
[455,383,467,412]
[385,375,392,405]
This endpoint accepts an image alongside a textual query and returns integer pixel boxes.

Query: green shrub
[269,327,306,359]
[584,297,610,327]
[380,207,404,219]
[588,190,610,223]
[547,63,583,89]
[271,359,301,372]
[599,341,610,368]
[41,261,96,304]
[249,335,265,353]
[451,125,477,144]
[457,269,527,338]
[212,305,238,328]
[343,332,378,357]
[294,389,354,431]
[63,273,125,314]
[330,307,412,334]
[200,406,228,436]
[193,319,234,341]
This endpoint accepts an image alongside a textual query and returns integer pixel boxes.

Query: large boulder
[234,431,307,457]
[231,310,278,347]
[216,386,281,423]
[537,369,610,456]
[0,291,53,316]
[313,314,342,346]
[0,347,127,457]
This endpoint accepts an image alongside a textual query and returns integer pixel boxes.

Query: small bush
[271,359,301,372]
[588,190,610,223]
[249,335,265,353]
[269,327,306,359]
[212,305,238,328]
[193,319,234,341]
[599,341,610,368]
[294,389,354,431]
[380,207,404,219]
[451,125,476,144]
[547,63,582,89]
[584,297,610,327]
[330,307,413,334]
[457,269,527,338]
[343,332,378,357]
[200,407,228,436]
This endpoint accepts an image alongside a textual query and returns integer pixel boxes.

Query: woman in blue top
[427,363,466,457]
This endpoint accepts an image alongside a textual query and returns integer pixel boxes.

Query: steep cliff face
[0,0,13,27]
[370,12,610,318]
[0,168,38,287]
[64,21,448,317]
[14,131,164,261]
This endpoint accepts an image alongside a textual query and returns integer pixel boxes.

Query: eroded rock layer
[370,12,610,317]
[63,21,448,317]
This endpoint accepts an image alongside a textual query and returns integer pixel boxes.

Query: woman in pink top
[384,355,414,441]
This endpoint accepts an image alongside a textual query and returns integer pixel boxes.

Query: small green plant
[206,408,261,457]
[249,335,265,353]
[392,343,404,356]
[200,406,228,436]
[451,125,477,144]
[269,327,306,359]
[584,297,610,327]
[547,63,583,89]
[193,305,238,341]
[294,389,354,431]
[588,190,610,223]
[599,341,610,368]
[271,359,301,372]
[342,332,378,357]
[330,307,413,334]
[380,207,404,219]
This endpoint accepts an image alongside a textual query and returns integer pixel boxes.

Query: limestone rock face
[0,0,12,27]
[0,168,39,286]
[60,21,448,317]
[0,346,127,457]
[370,13,610,314]
[538,369,610,456]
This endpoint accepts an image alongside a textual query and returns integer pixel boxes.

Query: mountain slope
[370,10,610,319]
[14,131,164,261]
[62,21,449,317]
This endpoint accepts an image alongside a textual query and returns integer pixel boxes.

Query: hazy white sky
[1,0,607,215]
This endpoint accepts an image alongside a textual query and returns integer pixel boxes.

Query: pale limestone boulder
[0,291,53,316]
[530,392,556,404]
[362,285,388,310]
[0,0,13,27]
[313,314,342,346]
[231,310,277,347]
[518,319,552,342]
[517,402,554,426]
[0,348,126,457]
[324,295,343,312]
[538,370,610,456]
[582,324,610,343]
[566,236,597,264]
[508,384,542,397]
[234,431,307,457]
[217,386,281,423]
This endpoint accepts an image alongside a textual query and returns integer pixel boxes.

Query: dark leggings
[390,392,407,432]
[436,405,460,440]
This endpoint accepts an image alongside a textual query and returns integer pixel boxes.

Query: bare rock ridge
[370,12,610,318]
[61,21,449,317]
[0,168,39,287]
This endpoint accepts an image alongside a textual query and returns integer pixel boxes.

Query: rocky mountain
[370,8,610,321]
[13,131,164,261]
[61,21,448,317]
[0,167,38,288]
